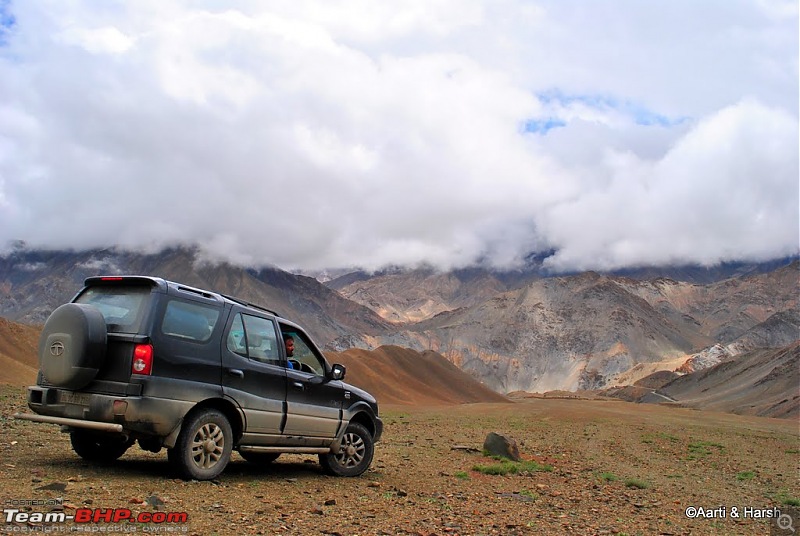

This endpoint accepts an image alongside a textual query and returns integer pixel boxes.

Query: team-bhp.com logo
[4,507,188,524]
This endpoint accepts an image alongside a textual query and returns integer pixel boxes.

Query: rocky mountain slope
[329,257,798,322]
[605,342,800,419]
[357,263,799,393]
[660,342,800,419]
[330,267,507,323]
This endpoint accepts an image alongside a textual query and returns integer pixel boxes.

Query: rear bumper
[22,385,193,437]
[14,413,123,433]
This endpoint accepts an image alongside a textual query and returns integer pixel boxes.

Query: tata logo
[49,341,65,357]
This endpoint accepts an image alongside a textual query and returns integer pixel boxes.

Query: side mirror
[330,363,346,381]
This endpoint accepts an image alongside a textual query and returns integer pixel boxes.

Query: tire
[239,451,280,464]
[319,422,374,477]
[70,430,133,462]
[39,303,107,389]
[169,409,233,481]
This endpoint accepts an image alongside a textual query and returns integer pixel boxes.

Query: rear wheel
[239,451,280,464]
[70,430,133,462]
[319,422,374,477]
[169,409,232,481]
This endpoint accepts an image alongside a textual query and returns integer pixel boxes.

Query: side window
[281,327,326,376]
[161,300,219,342]
[226,314,247,354]
[227,313,280,365]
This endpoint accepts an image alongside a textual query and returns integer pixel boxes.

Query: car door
[221,311,287,443]
[281,325,343,439]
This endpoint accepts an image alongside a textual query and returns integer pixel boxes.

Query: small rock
[324,499,336,506]
[147,495,165,509]
[36,482,67,492]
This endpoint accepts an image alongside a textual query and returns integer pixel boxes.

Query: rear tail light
[132,344,154,375]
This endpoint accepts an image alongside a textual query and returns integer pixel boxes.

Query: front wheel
[70,430,133,462]
[169,409,233,481]
[319,422,374,477]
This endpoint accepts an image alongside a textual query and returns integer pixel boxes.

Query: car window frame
[160,298,221,344]
[225,310,285,368]
[279,324,328,377]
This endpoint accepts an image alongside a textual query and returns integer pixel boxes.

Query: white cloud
[0,0,796,272]
[57,26,134,55]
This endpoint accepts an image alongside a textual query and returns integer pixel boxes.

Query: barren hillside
[0,317,39,385]
[659,342,800,419]
[326,345,508,405]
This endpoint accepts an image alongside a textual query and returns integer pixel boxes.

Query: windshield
[75,285,152,333]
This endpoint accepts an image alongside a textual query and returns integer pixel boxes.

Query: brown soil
[2,385,798,536]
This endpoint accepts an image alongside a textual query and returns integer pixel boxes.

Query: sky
[0,0,797,273]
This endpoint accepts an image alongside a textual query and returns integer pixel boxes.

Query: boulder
[483,432,521,461]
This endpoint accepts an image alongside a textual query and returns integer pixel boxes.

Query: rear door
[72,279,157,387]
[221,311,287,441]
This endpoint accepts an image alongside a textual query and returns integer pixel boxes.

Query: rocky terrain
[1,385,798,535]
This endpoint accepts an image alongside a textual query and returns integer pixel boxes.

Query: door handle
[227,369,244,378]
[292,381,304,391]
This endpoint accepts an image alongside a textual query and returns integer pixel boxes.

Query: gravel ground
[1,385,798,536]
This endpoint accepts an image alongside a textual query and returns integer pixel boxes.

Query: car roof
[84,275,284,319]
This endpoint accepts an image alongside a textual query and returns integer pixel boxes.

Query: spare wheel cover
[38,303,107,389]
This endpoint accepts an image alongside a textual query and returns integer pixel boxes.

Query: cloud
[0,1,797,272]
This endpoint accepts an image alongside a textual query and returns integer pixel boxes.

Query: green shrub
[472,459,553,476]
[624,478,650,489]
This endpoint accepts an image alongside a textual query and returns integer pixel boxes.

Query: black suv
[15,276,383,480]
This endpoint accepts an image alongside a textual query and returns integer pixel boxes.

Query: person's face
[285,338,294,357]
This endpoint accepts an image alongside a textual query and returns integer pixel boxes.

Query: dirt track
[1,385,798,535]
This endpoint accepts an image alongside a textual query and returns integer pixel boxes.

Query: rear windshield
[75,285,152,334]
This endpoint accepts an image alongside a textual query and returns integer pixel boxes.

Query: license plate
[60,392,90,406]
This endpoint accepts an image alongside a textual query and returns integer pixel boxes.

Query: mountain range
[0,246,797,398]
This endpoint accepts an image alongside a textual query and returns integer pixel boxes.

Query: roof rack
[221,294,281,317]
